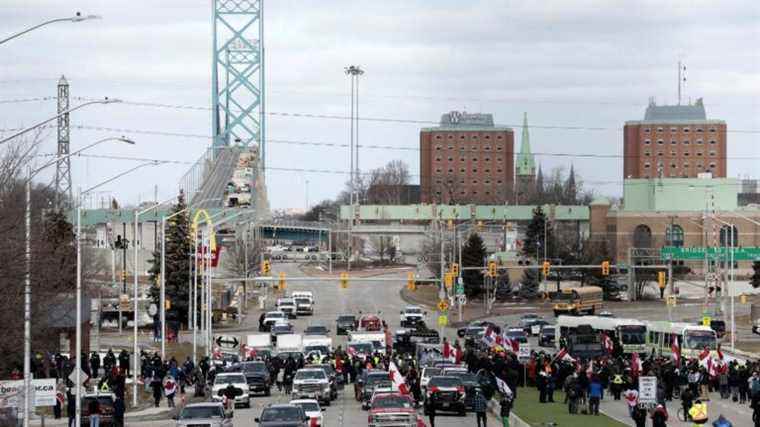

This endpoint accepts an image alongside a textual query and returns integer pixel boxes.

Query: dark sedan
[336,315,357,335]
[254,404,309,427]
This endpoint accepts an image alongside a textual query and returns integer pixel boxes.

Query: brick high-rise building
[623,98,727,179]
[420,111,514,204]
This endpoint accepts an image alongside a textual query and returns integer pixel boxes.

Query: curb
[487,399,530,427]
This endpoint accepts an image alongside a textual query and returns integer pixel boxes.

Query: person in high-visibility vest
[689,399,708,425]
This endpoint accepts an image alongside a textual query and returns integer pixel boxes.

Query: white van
[292,291,315,315]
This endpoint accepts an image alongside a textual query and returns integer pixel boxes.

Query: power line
[39,152,752,188]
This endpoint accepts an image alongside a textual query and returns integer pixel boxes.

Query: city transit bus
[555,316,605,359]
[550,286,603,317]
[557,316,647,355]
[646,321,717,359]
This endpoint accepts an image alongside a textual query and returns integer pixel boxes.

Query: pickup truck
[399,306,426,328]
[292,368,332,406]
[368,393,424,427]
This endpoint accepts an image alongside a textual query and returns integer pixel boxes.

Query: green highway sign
[661,246,760,261]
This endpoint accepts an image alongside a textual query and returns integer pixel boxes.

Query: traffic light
[488,261,498,278]
[658,271,666,289]
[407,272,416,291]
[261,260,271,275]
[451,263,459,276]
[121,271,127,281]
[601,261,610,276]
[340,272,349,289]
[542,261,550,277]
[444,272,453,289]
[278,272,286,290]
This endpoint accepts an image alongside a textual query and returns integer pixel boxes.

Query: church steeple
[516,112,536,176]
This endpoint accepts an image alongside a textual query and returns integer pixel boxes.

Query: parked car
[175,402,233,427]
[523,319,551,336]
[304,325,330,336]
[289,399,323,427]
[241,361,271,396]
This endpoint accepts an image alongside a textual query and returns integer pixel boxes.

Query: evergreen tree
[461,233,487,297]
[522,206,553,261]
[751,261,760,289]
[147,191,192,326]
[519,268,540,299]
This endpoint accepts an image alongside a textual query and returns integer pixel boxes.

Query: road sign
[702,316,711,327]
[214,334,240,351]
[661,246,760,261]
[517,344,531,362]
[0,379,56,407]
[638,376,657,406]
[457,294,467,305]
[437,300,449,312]
[148,303,158,316]
[437,315,448,327]
[666,295,677,307]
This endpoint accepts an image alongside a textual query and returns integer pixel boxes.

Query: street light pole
[21,136,133,427]
[0,12,100,45]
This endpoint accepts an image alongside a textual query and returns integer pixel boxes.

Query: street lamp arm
[0,13,101,45]
[0,98,120,146]
[81,161,158,195]
[30,136,134,178]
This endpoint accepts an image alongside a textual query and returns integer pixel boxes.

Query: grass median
[512,388,628,427]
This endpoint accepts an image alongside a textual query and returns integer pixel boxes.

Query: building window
[460,191,466,196]
[697,163,704,169]
[484,145,491,151]
[709,140,717,145]
[657,127,664,132]
[435,146,442,152]
[448,145,453,150]
[460,179,465,184]
[435,191,441,196]
[472,180,478,185]
[448,157,453,162]
[709,162,716,169]
[435,135,442,140]
[683,152,690,157]
[670,150,677,156]
[696,151,703,157]
[471,146,478,151]
[671,163,677,169]
[496,146,503,151]
[435,168,442,174]
[657,152,664,156]
[484,157,491,162]
[709,151,716,157]
[447,135,454,139]
[697,128,704,133]
[709,127,716,132]
[670,127,677,132]
[683,162,689,168]
[435,156,442,162]
[657,139,664,145]
[666,224,685,247]
[460,168,466,173]
[683,127,690,133]
[696,139,703,145]
[719,225,739,247]
[472,135,478,140]
[448,168,454,173]
[472,157,478,162]
[670,140,677,145]
[683,140,690,145]
[497,157,503,162]
[497,180,503,184]
[485,135,491,140]
[633,225,653,248]
[435,180,442,185]
[484,179,491,184]
[460,135,466,140]
[472,191,478,196]
[644,162,651,169]
[484,169,490,173]
[496,169,502,173]
[497,135,503,140]
[644,128,651,133]
[485,191,490,195]
[644,139,651,145]
[644,151,651,157]
[472,168,478,173]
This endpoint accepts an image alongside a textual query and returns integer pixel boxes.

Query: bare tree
[366,160,411,204]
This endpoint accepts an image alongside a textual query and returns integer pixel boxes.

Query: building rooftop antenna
[678,61,687,105]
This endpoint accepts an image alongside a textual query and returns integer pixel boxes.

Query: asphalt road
[125,263,492,426]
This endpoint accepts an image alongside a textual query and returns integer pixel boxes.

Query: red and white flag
[388,361,409,394]
[442,341,451,359]
[601,333,614,354]
[671,336,681,366]
[698,346,710,361]
[631,351,641,377]
[552,347,572,364]
[455,346,463,364]
[586,360,595,376]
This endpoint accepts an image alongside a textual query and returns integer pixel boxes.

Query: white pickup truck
[292,368,332,406]
[292,291,314,315]
[399,305,426,328]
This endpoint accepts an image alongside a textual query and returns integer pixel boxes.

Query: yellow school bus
[551,286,603,317]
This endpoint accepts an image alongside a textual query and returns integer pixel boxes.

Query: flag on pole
[601,333,614,354]
[388,361,409,394]
[671,336,681,367]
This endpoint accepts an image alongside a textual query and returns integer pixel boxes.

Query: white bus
[646,321,717,359]
[555,316,604,359]
[556,316,647,355]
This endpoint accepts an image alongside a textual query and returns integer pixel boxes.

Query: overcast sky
[2,0,759,210]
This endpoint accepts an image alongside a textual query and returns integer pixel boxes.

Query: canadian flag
[388,361,409,394]
[601,333,614,354]
[443,341,451,359]
[552,347,571,364]
[631,351,641,378]
[671,336,681,366]
[482,326,496,348]
[698,346,710,361]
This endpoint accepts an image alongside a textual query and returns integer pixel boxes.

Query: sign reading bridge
[661,246,760,261]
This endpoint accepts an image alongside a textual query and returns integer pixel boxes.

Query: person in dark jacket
[90,352,101,378]
[88,396,101,427]
[651,404,668,427]
[118,350,130,376]
[150,376,163,407]
[473,391,488,427]
[67,391,76,427]
[425,395,437,427]
[113,396,125,427]
[500,395,513,427]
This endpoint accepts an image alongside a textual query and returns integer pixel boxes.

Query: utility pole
[55,76,72,210]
